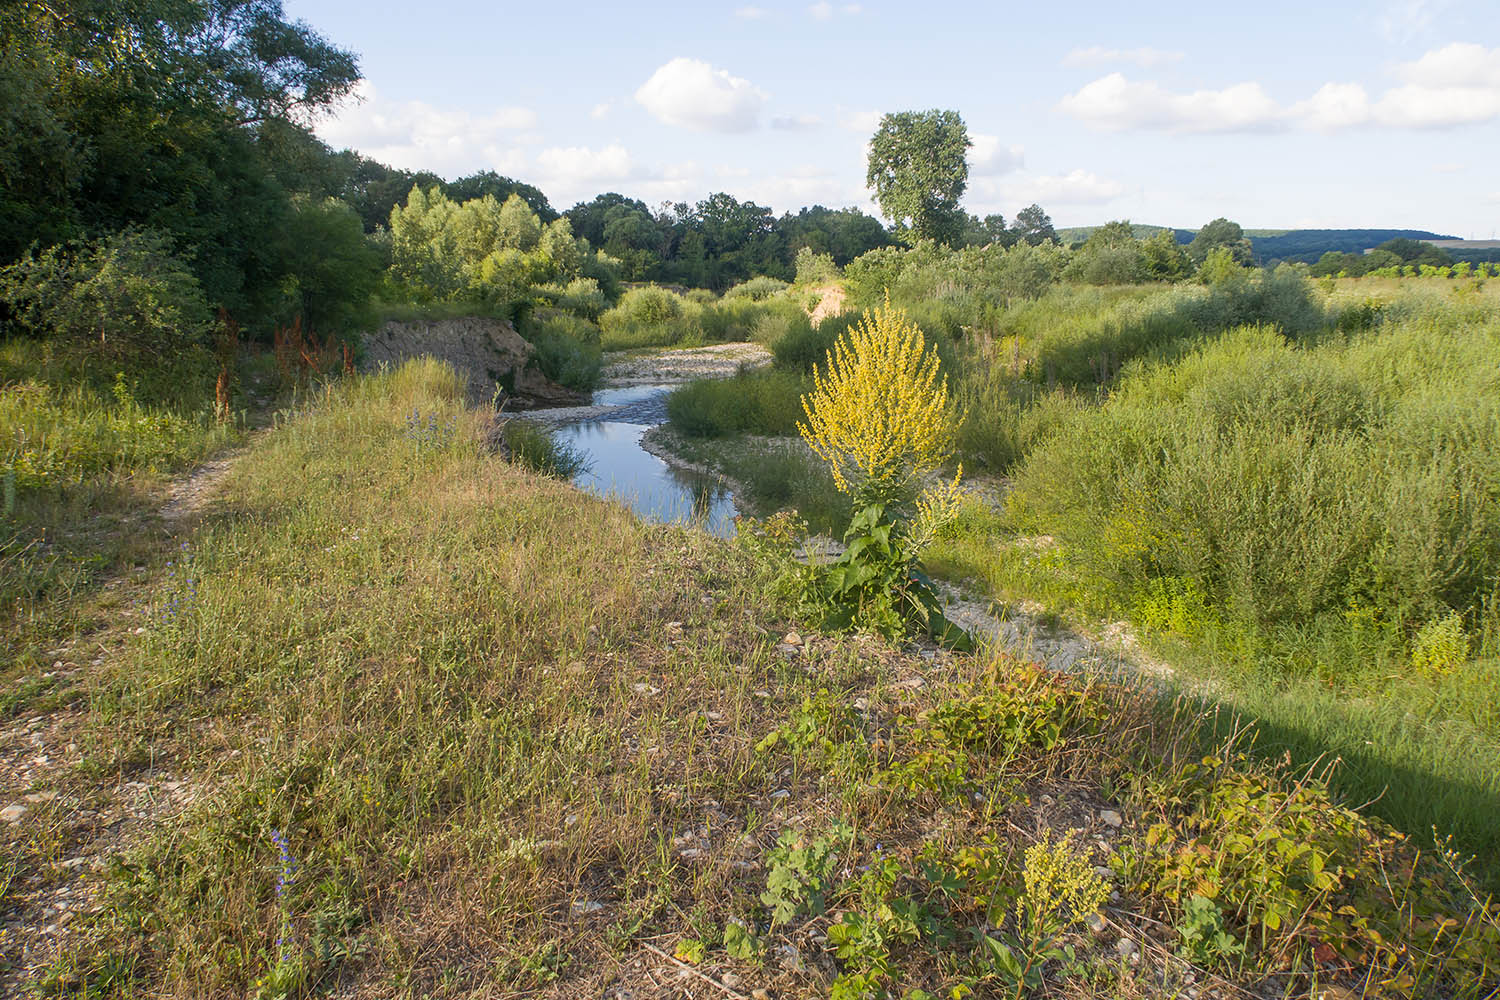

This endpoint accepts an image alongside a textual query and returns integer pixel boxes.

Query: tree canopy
[866,110,971,247]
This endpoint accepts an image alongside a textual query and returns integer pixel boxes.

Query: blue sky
[292,0,1500,235]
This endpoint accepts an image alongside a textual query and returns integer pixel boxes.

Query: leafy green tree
[0,0,361,323]
[1009,204,1057,246]
[446,172,556,222]
[1141,229,1192,280]
[496,194,542,252]
[274,197,381,334]
[0,228,210,365]
[1188,218,1255,266]
[866,110,971,246]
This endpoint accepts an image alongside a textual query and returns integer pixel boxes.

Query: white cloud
[1397,41,1500,86]
[770,113,825,130]
[1376,0,1454,41]
[534,144,639,183]
[1061,45,1184,69]
[590,102,612,120]
[994,169,1125,206]
[1060,44,1500,133]
[635,57,767,132]
[967,170,1125,214]
[734,5,768,17]
[316,82,534,177]
[1058,73,1281,132]
[841,109,884,132]
[969,134,1024,175]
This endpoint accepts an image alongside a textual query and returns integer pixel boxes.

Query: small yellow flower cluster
[910,466,965,551]
[798,296,955,495]
[1017,832,1109,931]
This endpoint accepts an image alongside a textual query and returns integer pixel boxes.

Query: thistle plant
[797,297,968,645]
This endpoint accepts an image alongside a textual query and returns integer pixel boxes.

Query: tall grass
[1,341,237,651]
[598,284,806,350]
[665,369,808,437]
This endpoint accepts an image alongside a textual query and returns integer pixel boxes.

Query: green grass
[926,284,1500,879]
[0,340,239,677]
[666,368,808,438]
[5,358,1494,998]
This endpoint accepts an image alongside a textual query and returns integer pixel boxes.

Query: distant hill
[1250,229,1458,262]
[1055,226,1467,263]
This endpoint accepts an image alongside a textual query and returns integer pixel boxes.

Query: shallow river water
[547,384,740,536]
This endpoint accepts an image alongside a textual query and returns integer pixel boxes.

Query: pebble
[1084,912,1106,934]
[781,632,803,646]
[1100,809,1123,828]
[1115,937,1138,959]
[1,804,27,824]
[769,789,790,799]
[721,972,742,988]
[571,900,605,915]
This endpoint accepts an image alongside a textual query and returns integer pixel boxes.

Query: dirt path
[0,444,245,991]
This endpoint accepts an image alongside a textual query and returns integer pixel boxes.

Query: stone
[571,900,605,915]
[1,804,27,823]
[781,632,803,646]
[1099,809,1123,828]
[1115,937,1138,960]
[720,972,742,989]
[1084,912,1106,935]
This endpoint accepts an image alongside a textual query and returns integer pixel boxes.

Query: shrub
[1411,611,1469,674]
[666,369,806,438]
[497,419,590,478]
[0,228,211,367]
[1006,320,1500,639]
[723,275,789,301]
[794,246,840,286]
[605,286,683,326]
[556,278,608,319]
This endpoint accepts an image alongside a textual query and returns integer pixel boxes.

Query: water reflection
[551,418,739,537]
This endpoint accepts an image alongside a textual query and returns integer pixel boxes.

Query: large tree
[865,110,971,247]
[1188,218,1254,266]
[0,0,361,316]
[1010,204,1057,246]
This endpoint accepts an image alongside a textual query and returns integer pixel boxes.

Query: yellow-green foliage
[1017,832,1109,933]
[1,375,229,489]
[1411,611,1469,674]
[798,297,955,494]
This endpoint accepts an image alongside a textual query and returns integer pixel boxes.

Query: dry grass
[2,360,1493,999]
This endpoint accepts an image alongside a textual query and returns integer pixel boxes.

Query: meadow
[666,268,1500,887]
[3,360,1495,999]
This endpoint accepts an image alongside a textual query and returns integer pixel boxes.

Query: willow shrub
[1007,320,1500,652]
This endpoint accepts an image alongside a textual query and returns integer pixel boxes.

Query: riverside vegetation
[4,3,1499,993]
[4,359,1498,1000]
[6,219,1500,1000]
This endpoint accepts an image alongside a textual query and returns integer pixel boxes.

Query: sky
[288,0,1500,236]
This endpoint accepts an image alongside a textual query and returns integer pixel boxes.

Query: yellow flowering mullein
[798,296,956,498]
[796,295,969,644]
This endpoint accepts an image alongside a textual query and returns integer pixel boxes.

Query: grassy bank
[657,275,1500,889]
[6,359,1493,999]
[0,341,239,688]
